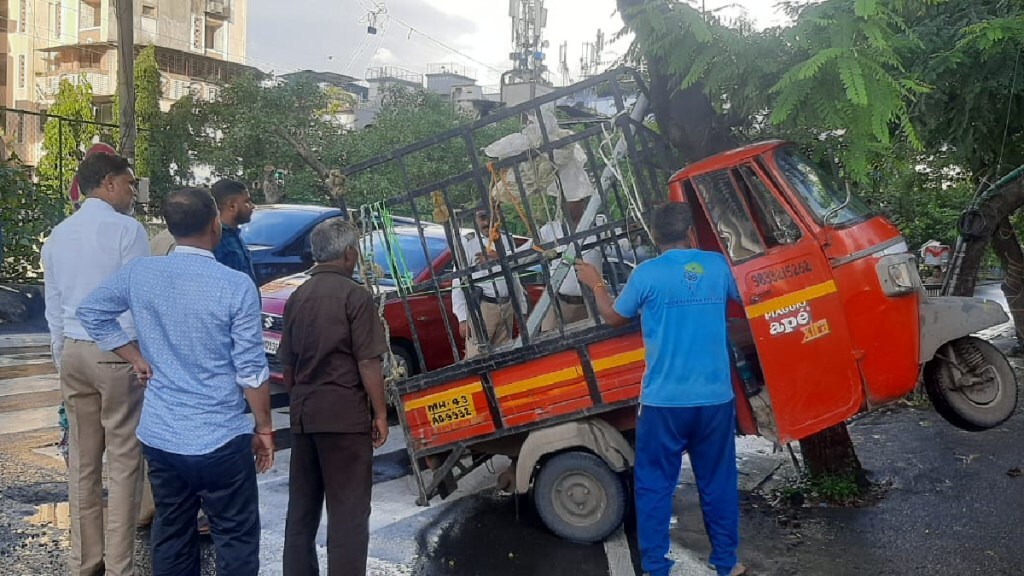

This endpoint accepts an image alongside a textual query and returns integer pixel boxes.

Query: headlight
[888,262,915,290]
[875,254,919,296]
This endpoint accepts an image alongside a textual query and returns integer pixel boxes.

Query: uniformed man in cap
[451,202,526,358]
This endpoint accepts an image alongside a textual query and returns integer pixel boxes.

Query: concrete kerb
[0,332,50,349]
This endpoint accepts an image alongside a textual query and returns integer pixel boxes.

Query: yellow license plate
[426,390,477,429]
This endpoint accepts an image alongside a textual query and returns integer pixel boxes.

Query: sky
[247,0,792,90]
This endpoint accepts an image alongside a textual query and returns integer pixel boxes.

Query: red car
[260,221,636,382]
[261,222,470,382]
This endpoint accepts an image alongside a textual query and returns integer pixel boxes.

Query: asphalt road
[1,281,1021,575]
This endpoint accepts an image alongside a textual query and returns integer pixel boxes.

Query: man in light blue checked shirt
[78,188,274,576]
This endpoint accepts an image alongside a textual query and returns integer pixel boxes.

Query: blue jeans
[143,433,260,576]
[635,402,739,576]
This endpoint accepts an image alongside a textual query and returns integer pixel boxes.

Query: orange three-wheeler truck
[341,69,1017,543]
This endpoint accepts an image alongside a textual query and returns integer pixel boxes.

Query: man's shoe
[727,563,747,576]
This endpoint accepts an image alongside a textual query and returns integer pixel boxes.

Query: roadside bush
[0,160,69,282]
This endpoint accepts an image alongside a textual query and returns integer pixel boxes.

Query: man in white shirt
[533,199,604,331]
[451,204,526,358]
[42,152,149,576]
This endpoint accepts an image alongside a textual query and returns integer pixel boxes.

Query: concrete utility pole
[115,0,136,161]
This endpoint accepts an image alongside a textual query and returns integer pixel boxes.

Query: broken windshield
[773,147,872,227]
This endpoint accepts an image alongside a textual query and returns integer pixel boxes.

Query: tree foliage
[191,74,346,204]
[37,79,98,193]
[618,0,1024,478]
[185,77,518,212]
[0,156,67,281]
[133,45,162,178]
[619,0,940,182]
[336,85,519,213]
[902,0,1024,182]
[146,95,203,209]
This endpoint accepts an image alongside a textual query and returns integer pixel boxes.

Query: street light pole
[114,0,136,162]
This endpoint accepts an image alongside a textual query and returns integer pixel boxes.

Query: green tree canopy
[37,79,98,193]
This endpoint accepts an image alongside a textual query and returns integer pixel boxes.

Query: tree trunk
[990,218,1024,347]
[618,0,866,481]
[270,125,349,213]
[260,165,285,204]
[947,177,1024,299]
[617,0,737,161]
[799,423,867,485]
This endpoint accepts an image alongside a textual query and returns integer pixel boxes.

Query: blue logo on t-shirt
[683,262,704,293]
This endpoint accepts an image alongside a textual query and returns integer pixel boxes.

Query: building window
[80,0,101,29]
[18,0,27,33]
[17,55,26,89]
[141,3,157,18]
[94,102,114,123]
[81,48,102,69]
[205,20,225,53]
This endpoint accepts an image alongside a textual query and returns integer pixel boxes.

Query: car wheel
[387,343,416,379]
[533,450,626,543]
[924,336,1018,431]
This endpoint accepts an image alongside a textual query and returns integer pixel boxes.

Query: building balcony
[35,70,115,101]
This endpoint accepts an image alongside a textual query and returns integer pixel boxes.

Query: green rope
[376,201,415,296]
[991,164,1024,193]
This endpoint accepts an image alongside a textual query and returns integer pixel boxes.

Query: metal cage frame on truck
[340,68,678,512]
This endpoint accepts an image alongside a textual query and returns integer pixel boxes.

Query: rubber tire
[389,343,417,377]
[533,450,626,543]
[924,336,1018,431]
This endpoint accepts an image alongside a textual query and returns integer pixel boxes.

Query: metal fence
[0,107,122,283]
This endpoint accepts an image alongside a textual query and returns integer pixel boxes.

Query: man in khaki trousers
[451,204,526,358]
[43,152,149,575]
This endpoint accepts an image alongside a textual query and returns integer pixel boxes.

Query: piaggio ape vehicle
[337,68,1016,543]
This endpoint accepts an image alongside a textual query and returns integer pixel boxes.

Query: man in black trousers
[278,218,390,576]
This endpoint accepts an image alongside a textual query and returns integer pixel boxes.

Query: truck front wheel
[924,336,1018,431]
[533,450,626,543]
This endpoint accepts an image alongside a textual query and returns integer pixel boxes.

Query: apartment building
[2,0,256,166]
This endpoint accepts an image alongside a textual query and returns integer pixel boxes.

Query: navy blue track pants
[635,401,739,576]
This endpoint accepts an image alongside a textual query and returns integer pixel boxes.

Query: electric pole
[115,0,136,162]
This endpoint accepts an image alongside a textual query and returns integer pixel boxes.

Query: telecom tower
[579,30,605,80]
[558,41,570,86]
[501,0,553,107]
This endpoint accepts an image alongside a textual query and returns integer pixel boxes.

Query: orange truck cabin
[668,140,1016,443]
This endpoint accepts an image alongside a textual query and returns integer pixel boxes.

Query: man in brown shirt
[277,217,389,576]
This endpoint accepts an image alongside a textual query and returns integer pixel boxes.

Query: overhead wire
[996,46,1022,176]
[343,30,375,75]
[386,13,504,74]
[365,16,391,70]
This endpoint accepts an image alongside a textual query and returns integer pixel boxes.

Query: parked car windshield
[358,230,449,287]
[774,147,872,227]
[241,210,326,247]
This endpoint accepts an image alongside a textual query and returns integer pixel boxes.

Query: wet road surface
[3,285,1024,576]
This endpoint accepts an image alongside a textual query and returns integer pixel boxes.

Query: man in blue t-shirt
[576,202,744,576]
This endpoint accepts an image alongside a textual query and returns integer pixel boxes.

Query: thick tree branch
[991,218,1024,347]
[271,125,330,181]
[948,177,1024,298]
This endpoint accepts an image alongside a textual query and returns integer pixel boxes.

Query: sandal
[728,563,748,576]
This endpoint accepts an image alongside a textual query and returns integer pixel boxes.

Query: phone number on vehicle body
[750,261,812,288]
